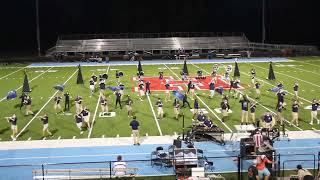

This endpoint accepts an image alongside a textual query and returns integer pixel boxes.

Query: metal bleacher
[46,32,318,56]
[46,33,250,56]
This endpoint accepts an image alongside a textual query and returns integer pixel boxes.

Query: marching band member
[5,114,18,140]
[187,80,192,94]
[189,82,195,100]
[255,81,261,99]
[159,70,164,80]
[239,95,250,125]
[197,111,207,122]
[19,93,27,110]
[81,107,91,129]
[91,73,98,85]
[290,100,300,127]
[54,95,63,114]
[138,80,145,101]
[208,79,215,99]
[165,80,171,102]
[145,81,151,95]
[221,98,230,122]
[310,99,319,125]
[115,90,122,109]
[293,82,299,99]
[100,95,108,114]
[155,98,164,120]
[250,102,257,125]
[276,102,286,125]
[74,112,84,135]
[203,118,213,129]
[99,79,106,97]
[89,78,95,97]
[24,95,34,116]
[74,95,83,113]
[118,82,125,100]
[173,99,180,120]
[39,113,52,137]
[192,98,200,120]
[126,95,133,117]
[262,111,273,130]
[181,92,191,109]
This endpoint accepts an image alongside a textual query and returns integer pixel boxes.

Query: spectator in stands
[113,155,127,177]
[248,159,259,180]
[296,164,313,180]
[129,116,140,145]
[256,154,273,180]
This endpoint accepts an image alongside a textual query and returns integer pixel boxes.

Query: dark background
[0,0,318,56]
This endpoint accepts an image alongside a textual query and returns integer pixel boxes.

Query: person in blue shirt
[204,118,213,129]
[208,79,215,99]
[74,112,84,135]
[130,116,140,145]
[276,102,286,125]
[155,98,163,120]
[250,102,257,125]
[293,82,299,99]
[262,111,273,130]
[197,111,207,122]
[165,81,171,102]
[310,99,319,125]
[254,81,261,99]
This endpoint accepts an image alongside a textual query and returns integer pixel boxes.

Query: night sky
[0,0,318,56]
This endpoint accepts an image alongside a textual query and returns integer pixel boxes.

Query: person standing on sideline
[208,79,215,99]
[5,114,18,140]
[293,82,299,99]
[129,116,140,145]
[145,81,151,95]
[155,98,164,120]
[126,95,133,117]
[64,92,70,111]
[290,100,300,127]
[310,99,319,125]
[115,90,122,109]
[39,113,52,137]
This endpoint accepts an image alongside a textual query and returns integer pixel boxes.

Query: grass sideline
[0,57,320,141]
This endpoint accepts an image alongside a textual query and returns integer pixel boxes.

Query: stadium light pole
[262,0,266,44]
[35,0,41,56]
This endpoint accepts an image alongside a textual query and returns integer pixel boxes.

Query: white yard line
[274,62,318,75]
[250,63,320,88]
[295,61,320,68]
[191,63,303,131]
[0,67,24,80]
[88,66,110,138]
[0,67,53,102]
[146,94,163,136]
[15,69,78,139]
[164,63,233,133]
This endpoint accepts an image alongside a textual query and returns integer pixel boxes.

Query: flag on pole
[233,61,240,77]
[76,64,84,84]
[22,70,31,93]
[6,90,17,100]
[172,90,185,101]
[54,84,65,91]
[268,62,276,80]
[182,60,189,75]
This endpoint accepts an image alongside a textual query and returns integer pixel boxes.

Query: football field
[0,56,320,141]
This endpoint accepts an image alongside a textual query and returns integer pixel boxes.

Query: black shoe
[137,143,140,146]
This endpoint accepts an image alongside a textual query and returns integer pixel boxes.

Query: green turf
[0,57,320,141]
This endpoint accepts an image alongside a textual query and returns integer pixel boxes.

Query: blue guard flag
[172,90,185,101]
[268,87,280,92]
[7,90,17,100]
[107,86,122,91]
[215,86,224,95]
[54,84,65,91]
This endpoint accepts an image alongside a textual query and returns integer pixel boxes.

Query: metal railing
[0,153,319,180]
